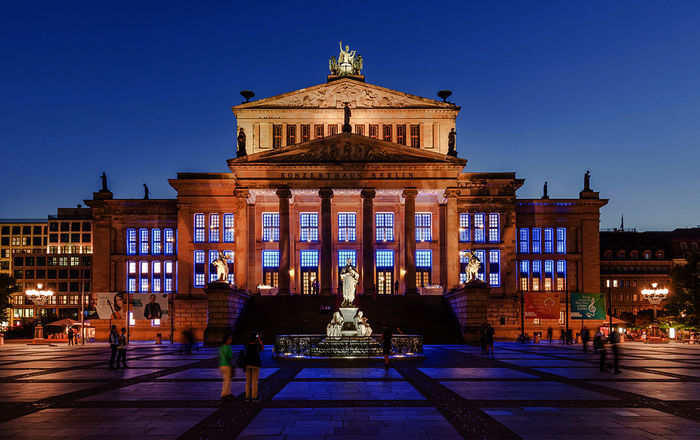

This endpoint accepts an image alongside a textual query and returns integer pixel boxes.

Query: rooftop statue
[330,41,363,76]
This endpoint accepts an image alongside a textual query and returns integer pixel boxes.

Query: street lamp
[641,282,669,342]
[25,283,54,344]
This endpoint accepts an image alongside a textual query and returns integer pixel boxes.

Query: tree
[0,274,18,324]
[667,251,700,327]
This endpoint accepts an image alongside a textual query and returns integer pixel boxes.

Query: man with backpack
[108,325,119,369]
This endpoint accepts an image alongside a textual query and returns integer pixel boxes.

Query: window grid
[127,229,137,255]
[532,260,541,291]
[194,251,205,287]
[209,251,219,283]
[355,125,365,136]
[140,261,149,292]
[410,124,420,148]
[300,124,310,142]
[262,213,280,242]
[382,124,392,142]
[375,213,394,242]
[272,124,282,148]
[368,124,378,139]
[519,260,529,291]
[139,229,149,255]
[532,228,542,253]
[475,250,485,282]
[209,214,220,243]
[300,213,319,242]
[556,228,566,253]
[338,250,356,267]
[338,213,356,242]
[474,214,485,243]
[416,250,432,268]
[152,229,162,254]
[194,214,205,243]
[544,228,554,253]
[488,213,500,243]
[556,260,566,291]
[328,124,338,136]
[459,214,470,242]
[519,228,529,253]
[164,228,175,254]
[314,124,324,139]
[262,250,280,268]
[300,250,319,268]
[223,214,235,243]
[376,250,394,268]
[286,125,296,145]
[396,124,406,145]
[416,213,432,242]
[223,250,234,284]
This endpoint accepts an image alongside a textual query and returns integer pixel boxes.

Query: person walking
[581,327,590,352]
[115,327,128,369]
[244,331,263,402]
[381,323,393,368]
[108,325,119,369]
[219,333,234,400]
[609,330,621,374]
[479,323,488,355]
[485,323,496,356]
[67,327,74,346]
[598,333,608,372]
[546,327,553,345]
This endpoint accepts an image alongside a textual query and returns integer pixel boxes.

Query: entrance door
[263,270,278,287]
[301,270,318,295]
[417,270,431,287]
[376,270,393,295]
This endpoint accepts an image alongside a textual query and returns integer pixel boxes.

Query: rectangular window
[286,125,296,145]
[544,260,554,291]
[223,250,234,284]
[209,214,220,243]
[338,213,356,242]
[140,261,149,292]
[382,124,392,142]
[396,124,406,145]
[532,260,541,290]
[556,260,566,291]
[262,250,279,268]
[328,124,338,136]
[262,250,279,287]
[194,251,205,287]
[375,213,394,242]
[532,228,542,253]
[376,250,394,268]
[368,124,378,139]
[223,214,235,243]
[194,214,205,243]
[338,250,356,267]
[300,213,319,242]
[410,124,420,148]
[519,260,529,291]
[544,228,554,253]
[459,213,470,242]
[164,228,175,254]
[519,228,529,253]
[556,228,566,253]
[416,249,432,286]
[272,124,283,148]
[262,213,280,242]
[139,229,149,255]
[475,250,486,282]
[300,250,319,268]
[300,124,311,142]
[473,213,485,243]
[164,261,174,293]
[127,229,137,255]
[209,251,219,283]
[416,213,432,242]
[152,229,162,254]
[488,213,500,242]
[489,250,500,287]
[314,124,324,139]
[355,125,365,136]
[152,261,162,292]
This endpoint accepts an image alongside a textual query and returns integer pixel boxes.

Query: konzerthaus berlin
[87,50,608,341]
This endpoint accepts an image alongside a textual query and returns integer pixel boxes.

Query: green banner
[570,292,606,320]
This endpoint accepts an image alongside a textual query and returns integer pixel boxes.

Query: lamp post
[25,283,54,344]
[641,282,669,343]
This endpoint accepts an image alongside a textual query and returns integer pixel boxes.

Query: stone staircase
[233,295,463,344]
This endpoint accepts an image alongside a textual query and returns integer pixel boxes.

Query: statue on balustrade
[212,252,231,283]
[463,251,482,284]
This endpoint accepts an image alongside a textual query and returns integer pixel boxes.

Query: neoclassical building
[87,52,608,340]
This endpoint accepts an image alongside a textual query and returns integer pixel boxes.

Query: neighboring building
[0,219,47,275]
[85,48,608,341]
[599,227,700,317]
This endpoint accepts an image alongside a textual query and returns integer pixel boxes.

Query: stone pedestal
[203,282,250,346]
[32,324,45,344]
[444,284,490,343]
[339,307,358,336]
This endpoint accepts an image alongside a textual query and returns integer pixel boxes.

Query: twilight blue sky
[1,1,699,230]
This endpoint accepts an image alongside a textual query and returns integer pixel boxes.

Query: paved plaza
[1,342,700,439]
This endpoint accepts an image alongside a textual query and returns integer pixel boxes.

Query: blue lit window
[262,250,279,268]
[474,214,485,243]
[459,213,470,242]
[152,261,162,292]
[194,214,205,243]
[544,228,554,253]
[194,251,205,287]
[223,250,234,284]
[300,213,319,242]
[140,261,149,292]
[376,250,394,268]
[416,213,432,242]
[519,260,529,291]
[532,228,542,253]
[519,228,529,253]
[127,261,137,293]
[223,214,235,243]
[139,229,149,255]
[338,250,356,267]
[300,250,319,268]
[338,213,356,242]
[209,251,219,283]
[375,213,394,242]
[126,228,137,255]
[459,251,470,284]
[556,228,566,253]
[532,260,541,290]
[489,250,500,287]
[262,213,279,242]
[544,260,554,291]
[556,260,566,291]
[488,213,500,243]
[474,250,485,281]
[164,228,175,254]
[209,214,220,243]
[164,261,174,292]
[416,250,432,268]
[152,229,162,254]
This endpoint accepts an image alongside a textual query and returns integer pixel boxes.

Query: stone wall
[203,284,250,346]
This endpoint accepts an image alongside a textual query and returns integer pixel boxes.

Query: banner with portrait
[131,293,169,320]
[524,292,561,319]
[94,292,127,320]
[570,292,606,320]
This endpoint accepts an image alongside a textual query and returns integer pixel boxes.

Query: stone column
[445,189,460,291]
[360,188,376,296]
[276,188,292,295]
[234,187,249,292]
[319,188,334,295]
[403,188,418,295]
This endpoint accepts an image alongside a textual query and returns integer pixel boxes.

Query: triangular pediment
[228,133,467,165]
[233,78,458,109]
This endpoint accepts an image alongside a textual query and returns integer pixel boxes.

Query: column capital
[402,187,418,199]
[233,187,250,198]
[276,188,292,199]
[444,188,460,199]
[318,188,334,199]
[360,188,376,199]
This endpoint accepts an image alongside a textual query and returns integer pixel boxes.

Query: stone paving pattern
[0,341,699,439]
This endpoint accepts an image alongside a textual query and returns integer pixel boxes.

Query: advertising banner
[524,292,561,319]
[570,292,606,320]
[94,292,127,320]
[131,293,169,320]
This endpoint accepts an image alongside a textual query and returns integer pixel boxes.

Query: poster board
[570,292,606,320]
